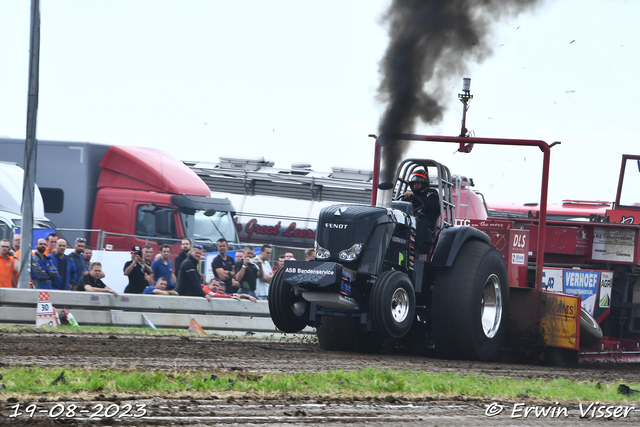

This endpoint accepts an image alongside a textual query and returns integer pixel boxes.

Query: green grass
[0,324,310,340]
[1,366,639,404]
[1,326,638,403]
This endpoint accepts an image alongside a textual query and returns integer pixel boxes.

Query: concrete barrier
[0,288,292,333]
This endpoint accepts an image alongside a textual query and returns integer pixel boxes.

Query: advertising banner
[541,292,580,350]
[283,261,339,287]
[592,226,635,263]
[563,270,600,316]
[599,271,613,309]
[542,268,613,317]
[542,268,564,292]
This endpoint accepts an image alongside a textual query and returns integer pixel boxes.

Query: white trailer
[186,156,487,249]
[186,157,373,248]
[0,161,54,243]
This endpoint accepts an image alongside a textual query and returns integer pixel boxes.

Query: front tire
[432,240,509,362]
[369,270,416,339]
[268,268,309,333]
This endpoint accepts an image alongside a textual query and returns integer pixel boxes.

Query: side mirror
[204,208,216,217]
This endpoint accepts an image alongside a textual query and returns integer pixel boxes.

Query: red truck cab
[92,146,238,253]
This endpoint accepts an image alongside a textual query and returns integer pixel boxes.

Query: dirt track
[1,331,640,425]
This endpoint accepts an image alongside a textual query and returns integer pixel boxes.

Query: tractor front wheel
[268,268,309,333]
[369,270,416,339]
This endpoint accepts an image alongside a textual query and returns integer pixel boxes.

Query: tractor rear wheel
[268,268,309,333]
[369,270,416,339]
[316,316,384,353]
[580,308,603,348]
[432,240,509,362]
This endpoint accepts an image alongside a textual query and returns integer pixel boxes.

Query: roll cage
[391,159,456,233]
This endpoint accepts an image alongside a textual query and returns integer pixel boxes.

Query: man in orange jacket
[0,239,18,288]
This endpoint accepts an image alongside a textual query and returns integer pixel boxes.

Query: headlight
[338,243,363,261]
[315,241,330,260]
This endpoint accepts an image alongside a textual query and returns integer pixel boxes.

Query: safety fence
[56,228,183,253]
[0,288,315,334]
[38,229,310,294]
[56,228,309,261]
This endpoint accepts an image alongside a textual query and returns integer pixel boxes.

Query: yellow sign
[541,292,580,350]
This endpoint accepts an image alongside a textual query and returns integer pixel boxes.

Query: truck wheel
[268,268,309,333]
[316,317,384,353]
[580,308,602,348]
[432,240,509,362]
[369,270,416,339]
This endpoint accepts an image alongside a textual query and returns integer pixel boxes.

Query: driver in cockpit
[402,169,440,250]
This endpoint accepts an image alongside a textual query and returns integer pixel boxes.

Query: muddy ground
[1,331,640,425]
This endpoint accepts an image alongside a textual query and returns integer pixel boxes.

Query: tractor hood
[316,204,390,259]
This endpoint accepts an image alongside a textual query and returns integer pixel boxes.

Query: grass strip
[1,366,639,403]
[0,325,310,340]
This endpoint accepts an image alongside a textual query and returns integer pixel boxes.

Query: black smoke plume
[377,0,540,182]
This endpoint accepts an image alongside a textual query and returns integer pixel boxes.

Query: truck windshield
[180,211,238,244]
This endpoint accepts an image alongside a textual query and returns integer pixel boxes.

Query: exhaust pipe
[376,182,393,208]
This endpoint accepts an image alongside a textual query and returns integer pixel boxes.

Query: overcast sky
[1,0,638,205]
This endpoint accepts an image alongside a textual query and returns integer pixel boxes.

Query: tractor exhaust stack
[458,77,474,153]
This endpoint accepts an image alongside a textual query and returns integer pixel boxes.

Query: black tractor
[268,158,510,361]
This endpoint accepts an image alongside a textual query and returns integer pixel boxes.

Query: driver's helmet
[409,169,429,196]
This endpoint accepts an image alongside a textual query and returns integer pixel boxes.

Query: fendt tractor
[269,92,640,365]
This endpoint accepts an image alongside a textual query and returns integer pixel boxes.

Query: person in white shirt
[255,245,273,300]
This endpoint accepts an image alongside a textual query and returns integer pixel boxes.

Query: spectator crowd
[1,232,312,304]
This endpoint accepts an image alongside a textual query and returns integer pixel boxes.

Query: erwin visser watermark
[485,402,636,419]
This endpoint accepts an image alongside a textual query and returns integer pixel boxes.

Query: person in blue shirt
[68,237,90,278]
[143,276,178,295]
[31,239,58,289]
[151,244,177,290]
[49,239,78,290]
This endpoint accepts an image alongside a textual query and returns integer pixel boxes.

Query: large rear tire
[268,268,309,333]
[316,317,384,353]
[580,308,603,348]
[369,270,416,339]
[432,240,509,362]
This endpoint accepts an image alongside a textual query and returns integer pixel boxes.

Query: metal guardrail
[0,288,307,334]
[54,228,313,284]
[56,228,310,261]
[56,228,184,253]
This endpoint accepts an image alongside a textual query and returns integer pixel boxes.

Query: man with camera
[233,246,264,298]
[123,245,154,294]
